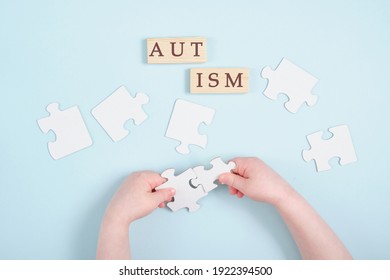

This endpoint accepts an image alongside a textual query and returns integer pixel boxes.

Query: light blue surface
[0,0,389,260]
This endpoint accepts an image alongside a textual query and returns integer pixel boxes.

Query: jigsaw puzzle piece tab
[261,58,318,113]
[91,86,149,142]
[165,99,215,154]
[302,125,357,172]
[37,103,93,160]
[156,168,207,212]
[191,157,236,192]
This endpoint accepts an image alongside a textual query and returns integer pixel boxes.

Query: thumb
[153,188,175,205]
[218,173,247,192]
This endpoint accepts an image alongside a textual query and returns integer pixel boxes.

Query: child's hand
[219,157,352,259]
[104,171,175,225]
[98,159,352,260]
[218,157,292,205]
[97,171,175,259]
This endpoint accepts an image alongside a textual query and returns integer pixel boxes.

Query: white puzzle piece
[165,99,215,154]
[156,168,207,212]
[302,125,357,172]
[261,58,318,113]
[91,85,149,142]
[191,157,236,192]
[37,103,93,160]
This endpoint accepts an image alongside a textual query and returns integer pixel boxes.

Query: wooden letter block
[147,37,206,64]
[190,68,249,93]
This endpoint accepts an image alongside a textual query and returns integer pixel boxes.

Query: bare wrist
[271,182,295,209]
[103,206,135,229]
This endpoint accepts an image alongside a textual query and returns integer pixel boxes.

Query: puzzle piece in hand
[37,103,93,160]
[156,168,207,212]
[261,58,318,113]
[91,86,149,142]
[165,99,215,154]
[191,157,236,192]
[302,125,357,172]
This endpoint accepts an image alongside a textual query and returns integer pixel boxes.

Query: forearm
[274,187,352,260]
[96,213,131,260]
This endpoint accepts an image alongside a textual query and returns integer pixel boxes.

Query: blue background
[0,0,389,259]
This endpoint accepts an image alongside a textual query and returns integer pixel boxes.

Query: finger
[158,193,174,208]
[230,157,261,178]
[228,186,237,195]
[227,184,244,198]
[152,188,175,205]
[229,157,247,175]
[138,171,168,190]
[218,173,247,193]
[236,191,244,198]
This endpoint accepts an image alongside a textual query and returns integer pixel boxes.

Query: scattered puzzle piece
[92,86,149,142]
[302,125,357,172]
[191,157,236,192]
[261,58,318,113]
[37,103,93,160]
[165,99,215,154]
[156,168,207,212]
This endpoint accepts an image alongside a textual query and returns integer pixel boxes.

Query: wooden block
[147,37,206,64]
[190,68,249,93]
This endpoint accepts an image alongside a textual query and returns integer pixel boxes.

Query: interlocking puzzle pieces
[37,103,93,160]
[261,58,318,113]
[165,99,215,154]
[302,125,357,172]
[156,168,208,212]
[156,157,236,212]
[92,86,149,142]
[191,157,236,192]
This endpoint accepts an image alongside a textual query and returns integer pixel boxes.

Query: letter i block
[190,68,249,93]
[147,37,206,64]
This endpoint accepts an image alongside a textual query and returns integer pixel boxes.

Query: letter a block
[190,68,249,93]
[147,37,206,64]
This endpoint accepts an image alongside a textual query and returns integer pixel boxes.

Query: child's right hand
[218,157,292,206]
